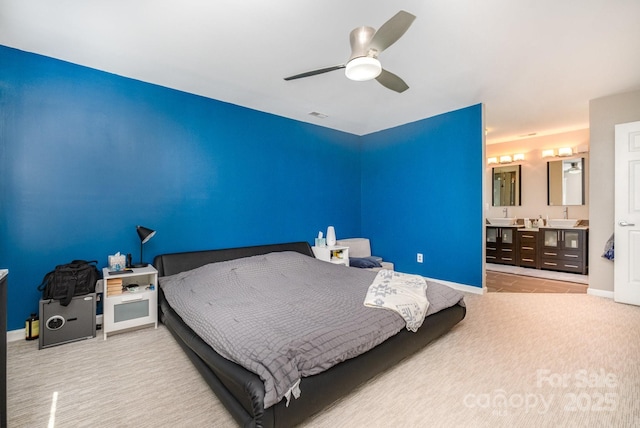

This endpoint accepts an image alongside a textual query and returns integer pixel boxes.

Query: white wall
[589,89,640,293]
[485,129,590,222]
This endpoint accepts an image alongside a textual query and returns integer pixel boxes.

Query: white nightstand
[312,245,350,266]
[101,266,158,339]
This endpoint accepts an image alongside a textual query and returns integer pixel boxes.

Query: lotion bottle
[326,226,336,246]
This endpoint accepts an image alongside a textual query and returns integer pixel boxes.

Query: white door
[614,121,640,305]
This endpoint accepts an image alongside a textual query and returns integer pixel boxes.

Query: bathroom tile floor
[485,263,588,284]
[486,271,588,293]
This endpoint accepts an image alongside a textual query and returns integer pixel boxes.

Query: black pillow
[349,257,382,269]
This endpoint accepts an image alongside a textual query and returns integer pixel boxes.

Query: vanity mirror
[492,165,521,206]
[547,157,585,206]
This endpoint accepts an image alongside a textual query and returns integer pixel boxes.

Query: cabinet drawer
[104,290,157,333]
[541,249,583,262]
[498,251,516,265]
[520,248,538,260]
[499,247,515,264]
[519,257,537,268]
[541,250,559,258]
[486,253,516,265]
[519,244,537,252]
[518,233,538,243]
[540,259,584,274]
[558,250,583,261]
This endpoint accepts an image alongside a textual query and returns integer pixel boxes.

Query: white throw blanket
[364,269,430,332]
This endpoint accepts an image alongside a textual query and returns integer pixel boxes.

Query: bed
[154,241,466,428]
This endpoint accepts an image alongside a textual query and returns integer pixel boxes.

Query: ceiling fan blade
[284,65,346,81]
[369,10,416,54]
[375,69,409,93]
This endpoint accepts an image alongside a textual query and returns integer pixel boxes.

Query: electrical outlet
[417,253,423,263]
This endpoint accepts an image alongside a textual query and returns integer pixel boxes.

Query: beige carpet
[7,292,640,427]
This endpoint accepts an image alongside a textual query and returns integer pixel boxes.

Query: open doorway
[485,129,591,293]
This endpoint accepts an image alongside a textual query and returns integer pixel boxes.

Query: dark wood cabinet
[486,226,518,265]
[540,228,588,274]
[487,226,589,275]
[517,230,539,269]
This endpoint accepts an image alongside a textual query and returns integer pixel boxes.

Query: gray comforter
[159,251,464,409]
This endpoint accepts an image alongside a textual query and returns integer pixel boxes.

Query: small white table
[101,266,158,339]
[312,245,350,267]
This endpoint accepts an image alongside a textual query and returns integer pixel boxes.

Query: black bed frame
[154,241,466,428]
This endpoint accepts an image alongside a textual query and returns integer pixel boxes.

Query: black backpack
[38,260,100,306]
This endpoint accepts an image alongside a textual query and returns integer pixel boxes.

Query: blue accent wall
[0,46,362,330]
[1,45,483,331]
[360,105,484,287]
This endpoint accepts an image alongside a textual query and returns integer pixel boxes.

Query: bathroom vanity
[517,229,540,269]
[486,152,590,275]
[486,223,588,275]
[486,225,518,265]
[539,227,588,274]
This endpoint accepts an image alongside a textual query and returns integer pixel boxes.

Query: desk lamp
[133,225,156,268]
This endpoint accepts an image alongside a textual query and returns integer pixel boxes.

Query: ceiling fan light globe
[345,57,382,81]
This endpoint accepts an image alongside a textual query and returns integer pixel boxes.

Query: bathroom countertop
[501,226,590,231]
[539,225,589,230]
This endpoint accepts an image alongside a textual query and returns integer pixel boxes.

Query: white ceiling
[1,0,639,143]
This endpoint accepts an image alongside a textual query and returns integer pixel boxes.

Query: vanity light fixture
[542,147,575,158]
[487,153,524,165]
[558,147,573,157]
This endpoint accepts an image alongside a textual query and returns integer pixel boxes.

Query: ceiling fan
[284,10,416,93]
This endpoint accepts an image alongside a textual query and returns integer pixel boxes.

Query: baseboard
[7,329,24,342]
[423,276,486,295]
[7,314,104,343]
[587,288,614,299]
